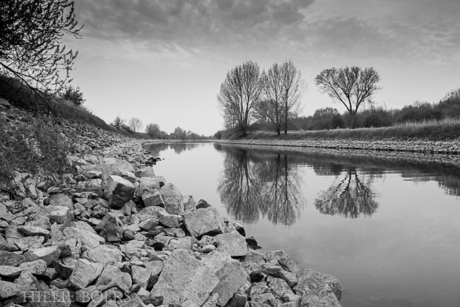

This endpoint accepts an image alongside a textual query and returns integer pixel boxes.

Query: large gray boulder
[142,189,164,207]
[0,280,22,299]
[18,259,47,275]
[184,207,224,238]
[135,166,156,178]
[266,275,296,301]
[96,213,124,242]
[45,206,73,225]
[150,249,219,306]
[265,250,299,273]
[294,268,342,305]
[25,246,61,265]
[0,203,15,221]
[96,264,132,294]
[63,227,105,249]
[68,259,104,290]
[131,265,151,288]
[215,231,248,258]
[0,251,25,266]
[202,251,249,306]
[82,245,123,265]
[49,193,74,209]
[105,175,135,209]
[103,157,134,173]
[159,183,183,214]
[137,177,159,197]
[0,265,22,278]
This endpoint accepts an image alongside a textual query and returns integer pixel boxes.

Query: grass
[240,117,460,141]
[0,116,76,193]
[47,99,151,139]
[0,73,152,139]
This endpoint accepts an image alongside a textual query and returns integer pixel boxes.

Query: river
[145,142,460,307]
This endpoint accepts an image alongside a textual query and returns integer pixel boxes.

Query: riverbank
[0,105,343,306]
[217,136,460,154]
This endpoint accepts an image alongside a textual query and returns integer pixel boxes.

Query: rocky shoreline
[0,109,343,307]
[216,137,460,154]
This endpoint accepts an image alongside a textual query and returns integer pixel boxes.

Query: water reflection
[147,142,460,226]
[146,142,201,156]
[314,166,379,218]
[217,146,305,226]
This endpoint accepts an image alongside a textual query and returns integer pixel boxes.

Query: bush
[60,85,85,106]
[395,101,442,123]
[0,74,47,112]
[359,108,393,128]
[0,116,76,191]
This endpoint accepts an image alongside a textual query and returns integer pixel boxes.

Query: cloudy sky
[66,0,460,135]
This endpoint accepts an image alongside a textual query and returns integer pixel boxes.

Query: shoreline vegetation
[214,117,460,155]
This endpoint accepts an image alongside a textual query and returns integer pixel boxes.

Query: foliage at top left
[0,0,82,95]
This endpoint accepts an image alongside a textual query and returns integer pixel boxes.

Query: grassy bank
[238,118,460,141]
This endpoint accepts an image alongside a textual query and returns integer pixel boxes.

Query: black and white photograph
[1,1,460,306]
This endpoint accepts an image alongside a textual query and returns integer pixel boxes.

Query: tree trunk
[349,112,356,128]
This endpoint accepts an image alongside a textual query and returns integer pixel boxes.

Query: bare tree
[0,0,83,94]
[256,63,284,135]
[218,61,263,136]
[129,118,143,132]
[279,61,306,134]
[315,66,381,127]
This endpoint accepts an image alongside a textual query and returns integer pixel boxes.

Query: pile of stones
[0,103,343,307]
[218,137,460,155]
[0,141,343,307]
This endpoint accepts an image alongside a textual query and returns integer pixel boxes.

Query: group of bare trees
[218,61,306,136]
[218,62,382,134]
[111,116,143,132]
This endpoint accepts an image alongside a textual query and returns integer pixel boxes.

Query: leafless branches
[219,60,305,135]
[129,117,143,132]
[0,0,83,95]
[315,66,380,127]
[218,61,263,136]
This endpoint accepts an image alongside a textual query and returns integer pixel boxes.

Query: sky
[65,0,460,136]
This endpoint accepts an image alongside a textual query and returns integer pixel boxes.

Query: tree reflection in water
[217,147,305,226]
[314,166,379,218]
[146,143,200,156]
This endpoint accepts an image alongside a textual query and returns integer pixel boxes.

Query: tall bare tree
[279,61,305,134]
[315,66,381,127]
[218,61,263,136]
[0,0,83,94]
[256,63,284,135]
[129,117,143,132]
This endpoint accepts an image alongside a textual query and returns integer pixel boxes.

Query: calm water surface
[146,142,460,307]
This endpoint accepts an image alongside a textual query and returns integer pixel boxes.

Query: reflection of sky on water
[146,143,460,307]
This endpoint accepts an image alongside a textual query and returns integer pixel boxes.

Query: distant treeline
[110,118,210,140]
[143,123,210,140]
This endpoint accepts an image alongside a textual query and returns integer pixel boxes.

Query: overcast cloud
[67,0,460,135]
